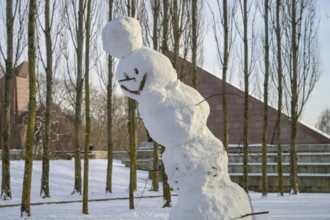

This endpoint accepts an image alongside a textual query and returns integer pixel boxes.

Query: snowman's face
[117,47,177,101]
[118,67,148,97]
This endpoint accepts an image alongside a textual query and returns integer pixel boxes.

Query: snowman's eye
[134,68,139,75]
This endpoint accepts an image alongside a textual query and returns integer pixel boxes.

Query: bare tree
[105,0,115,194]
[241,0,250,193]
[159,0,171,208]
[209,0,237,150]
[37,0,65,199]
[274,0,284,196]
[1,0,14,200]
[161,0,170,57]
[171,0,192,83]
[82,0,92,214]
[236,0,258,193]
[151,0,160,192]
[62,0,86,195]
[191,0,198,89]
[21,0,37,216]
[282,0,321,194]
[127,0,138,210]
[261,0,270,196]
[1,0,28,200]
[316,108,330,135]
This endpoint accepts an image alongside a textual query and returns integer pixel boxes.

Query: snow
[102,17,252,219]
[0,159,330,219]
[102,17,143,59]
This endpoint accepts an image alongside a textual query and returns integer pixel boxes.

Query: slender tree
[151,0,160,191]
[191,0,198,89]
[261,0,270,196]
[242,0,249,192]
[171,0,179,69]
[128,0,137,209]
[285,0,321,195]
[128,99,137,209]
[21,0,37,215]
[1,0,14,200]
[152,0,160,51]
[209,0,236,150]
[161,0,170,57]
[82,0,92,214]
[171,0,191,82]
[160,0,172,207]
[72,0,85,195]
[221,0,230,151]
[151,141,159,191]
[105,0,115,194]
[40,0,55,199]
[275,0,284,196]
[289,0,299,194]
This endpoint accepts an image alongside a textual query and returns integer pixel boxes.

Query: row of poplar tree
[0,0,322,217]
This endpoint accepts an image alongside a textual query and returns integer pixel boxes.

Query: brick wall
[197,67,330,145]
[0,62,29,149]
[16,77,29,112]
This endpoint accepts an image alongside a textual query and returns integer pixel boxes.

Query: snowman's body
[103,17,253,220]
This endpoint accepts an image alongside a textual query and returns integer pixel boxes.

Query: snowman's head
[117,47,177,101]
[102,17,143,59]
[102,17,177,101]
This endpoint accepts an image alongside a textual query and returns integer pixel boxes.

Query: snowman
[102,17,253,220]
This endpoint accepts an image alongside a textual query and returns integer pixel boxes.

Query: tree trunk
[261,0,270,196]
[171,0,179,70]
[275,0,284,196]
[162,158,171,208]
[128,100,137,209]
[191,0,198,89]
[40,0,53,199]
[83,0,92,214]
[222,0,229,151]
[242,0,249,193]
[151,0,160,192]
[290,0,299,195]
[161,0,169,57]
[106,0,114,194]
[128,0,137,209]
[160,0,171,206]
[151,141,159,191]
[1,0,14,200]
[21,0,37,215]
[72,0,85,195]
[152,0,160,51]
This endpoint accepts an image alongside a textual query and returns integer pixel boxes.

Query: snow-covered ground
[0,159,329,219]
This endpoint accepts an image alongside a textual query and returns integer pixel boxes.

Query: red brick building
[196,66,330,145]
[0,61,29,149]
[175,56,330,145]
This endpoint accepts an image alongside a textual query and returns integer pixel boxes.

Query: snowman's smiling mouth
[120,73,147,95]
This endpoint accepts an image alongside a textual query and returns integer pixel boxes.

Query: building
[197,68,330,145]
[175,56,330,145]
[0,61,29,149]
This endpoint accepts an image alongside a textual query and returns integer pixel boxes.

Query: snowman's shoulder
[171,81,207,104]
